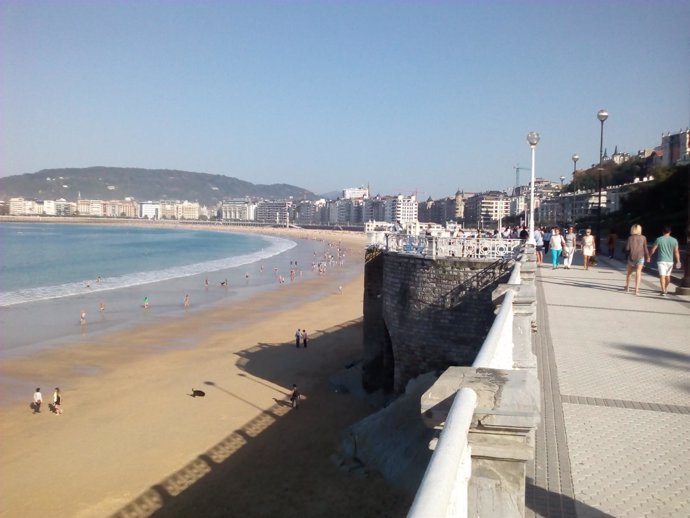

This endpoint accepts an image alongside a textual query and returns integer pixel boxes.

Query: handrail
[472,289,515,369]
[408,387,478,518]
[507,261,522,285]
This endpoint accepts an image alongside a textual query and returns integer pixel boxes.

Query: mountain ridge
[0,167,318,206]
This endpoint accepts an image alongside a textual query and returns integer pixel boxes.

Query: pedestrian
[607,229,619,259]
[184,294,190,308]
[581,228,596,270]
[33,388,42,413]
[549,227,565,269]
[624,224,650,296]
[649,226,681,296]
[290,384,301,408]
[563,226,577,269]
[53,387,63,415]
[534,227,544,266]
[301,329,308,348]
[543,227,552,254]
[295,328,301,348]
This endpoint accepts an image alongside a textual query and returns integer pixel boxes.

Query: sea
[0,222,350,359]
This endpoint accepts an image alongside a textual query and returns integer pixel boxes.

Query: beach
[0,226,412,518]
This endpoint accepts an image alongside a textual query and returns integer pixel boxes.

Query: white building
[139,201,161,220]
[388,194,418,225]
[342,186,369,200]
[220,199,256,221]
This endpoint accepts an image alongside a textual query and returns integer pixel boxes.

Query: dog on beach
[191,388,206,398]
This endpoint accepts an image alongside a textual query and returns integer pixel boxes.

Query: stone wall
[363,249,512,393]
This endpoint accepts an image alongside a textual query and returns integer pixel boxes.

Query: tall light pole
[596,109,608,249]
[572,153,579,175]
[527,131,540,245]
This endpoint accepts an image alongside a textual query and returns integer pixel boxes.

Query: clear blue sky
[1,0,689,199]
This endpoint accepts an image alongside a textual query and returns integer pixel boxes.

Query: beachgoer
[624,224,650,296]
[290,384,301,408]
[204,278,209,288]
[295,329,301,348]
[143,296,149,309]
[563,226,577,269]
[581,228,596,270]
[184,294,190,308]
[99,303,106,313]
[53,387,62,415]
[33,388,42,413]
[338,285,343,295]
[80,309,87,325]
[301,329,308,348]
[549,228,565,269]
[649,226,681,296]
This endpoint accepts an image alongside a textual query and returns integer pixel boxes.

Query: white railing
[408,387,478,518]
[367,232,522,260]
[472,289,515,370]
[409,271,521,517]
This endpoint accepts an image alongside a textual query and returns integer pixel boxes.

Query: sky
[1,1,689,199]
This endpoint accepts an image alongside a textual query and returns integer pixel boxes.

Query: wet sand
[0,229,412,518]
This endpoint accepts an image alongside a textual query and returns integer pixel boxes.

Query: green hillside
[0,167,316,206]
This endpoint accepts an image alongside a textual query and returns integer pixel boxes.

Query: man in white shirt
[33,388,43,413]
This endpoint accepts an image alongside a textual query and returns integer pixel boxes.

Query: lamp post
[527,131,540,245]
[596,109,608,250]
[572,154,579,175]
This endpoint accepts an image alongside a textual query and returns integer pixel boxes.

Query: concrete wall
[363,249,512,393]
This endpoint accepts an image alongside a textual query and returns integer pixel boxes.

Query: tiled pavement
[526,256,690,518]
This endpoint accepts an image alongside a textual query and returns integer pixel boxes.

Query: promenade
[526,254,690,517]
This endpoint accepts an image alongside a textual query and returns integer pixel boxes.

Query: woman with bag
[563,226,577,269]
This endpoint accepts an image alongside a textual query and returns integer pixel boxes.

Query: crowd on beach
[526,223,681,296]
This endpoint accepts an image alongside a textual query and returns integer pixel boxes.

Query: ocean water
[0,223,293,306]
[0,222,356,359]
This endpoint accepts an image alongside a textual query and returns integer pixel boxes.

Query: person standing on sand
[290,384,301,408]
[80,309,87,325]
[295,328,301,348]
[624,224,650,296]
[33,388,42,413]
[184,294,190,308]
[143,296,149,309]
[53,387,63,415]
[649,226,681,296]
[301,329,308,348]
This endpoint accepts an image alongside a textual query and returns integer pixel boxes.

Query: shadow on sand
[111,318,411,518]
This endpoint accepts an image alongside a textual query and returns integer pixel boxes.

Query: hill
[0,167,316,206]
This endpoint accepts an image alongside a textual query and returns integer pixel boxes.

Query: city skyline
[1,1,689,199]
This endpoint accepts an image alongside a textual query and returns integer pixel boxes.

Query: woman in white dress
[581,228,596,270]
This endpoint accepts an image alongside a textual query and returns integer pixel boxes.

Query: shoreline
[0,228,414,518]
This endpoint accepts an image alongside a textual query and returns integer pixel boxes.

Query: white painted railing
[409,265,522,517]
[472,289,515,370]
[408,387,478,518]
[367,232,522,260]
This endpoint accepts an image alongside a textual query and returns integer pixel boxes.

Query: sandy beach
[0,227,412,518]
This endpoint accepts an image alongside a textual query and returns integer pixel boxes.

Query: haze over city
[1,0,688,199]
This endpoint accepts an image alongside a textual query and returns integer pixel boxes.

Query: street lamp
[526,131,540,245]
[596,109,608,249]
[572,154,579,174]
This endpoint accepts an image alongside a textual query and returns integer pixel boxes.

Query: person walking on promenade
[581,228,596,270]
[290,384,301,408]
[649,226,681,296]
[549,227,565,269]
[295,328,301,348]
[301,329,308,348]
[543,227,552,255]
[53,387,63,415]
[607,228,619,259]
[625,224,650,295]
[33,388,43,413]
[534,227,544,266]
[563,226,577,269]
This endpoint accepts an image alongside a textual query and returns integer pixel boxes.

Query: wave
[0,235,296,307]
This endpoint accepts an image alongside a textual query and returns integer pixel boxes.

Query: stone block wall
[363,249,511,393]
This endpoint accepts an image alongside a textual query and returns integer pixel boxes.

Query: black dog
[191,388,206,398]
